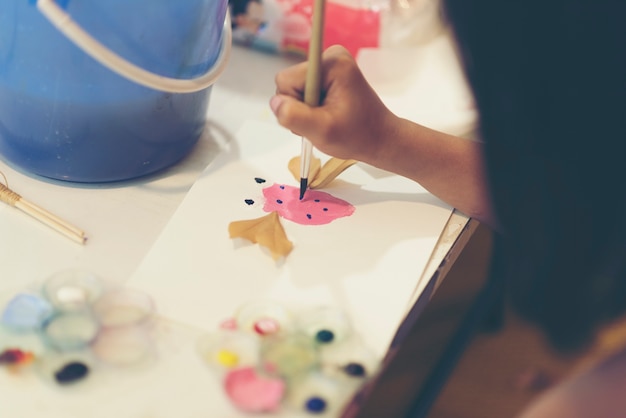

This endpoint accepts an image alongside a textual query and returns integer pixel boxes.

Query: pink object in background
[282,0,380,56]
[230,0,380,57]
[262,184,355,225]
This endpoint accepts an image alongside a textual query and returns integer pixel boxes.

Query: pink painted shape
[262,184,355,225]
[224,366,285,412]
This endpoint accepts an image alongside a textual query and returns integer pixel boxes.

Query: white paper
[128,120,453,359]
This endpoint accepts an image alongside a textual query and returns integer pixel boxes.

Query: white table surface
[0,41,474,417]
[0,46,302,290]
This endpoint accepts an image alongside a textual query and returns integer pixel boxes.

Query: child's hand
[270,45,397,166]
[271,46,493,225]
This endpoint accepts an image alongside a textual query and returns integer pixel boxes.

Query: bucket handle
[36,0,232,94]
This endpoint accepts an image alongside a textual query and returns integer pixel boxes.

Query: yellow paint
[215,350,239,368]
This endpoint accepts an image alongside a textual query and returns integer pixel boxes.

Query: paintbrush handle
[304,0,325,107]
[0,182,86,245]
[15,199,87,245]
[300,0,326,181]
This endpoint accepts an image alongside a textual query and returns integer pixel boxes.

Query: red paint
[0,348,35,365]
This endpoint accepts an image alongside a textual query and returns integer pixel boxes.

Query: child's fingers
[274,62,308,99]
[270,94,319,138]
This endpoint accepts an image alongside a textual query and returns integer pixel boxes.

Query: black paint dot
[279,185,285,189]
[254,177,266,184]
[314,199,320,202]
[54,362,89,384]
[315,329,335,343]
[323,208,328,211]
[276,199,283,204]
[244,199,255,205]
[306,214,312,219]
[343,362,366,377]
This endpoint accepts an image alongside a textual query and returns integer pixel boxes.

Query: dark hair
[444,0,626,352]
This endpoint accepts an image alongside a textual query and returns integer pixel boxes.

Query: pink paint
[262,184,355,225]
[224,366,285,412]
[219,318,238,330]
[253,318,281,336]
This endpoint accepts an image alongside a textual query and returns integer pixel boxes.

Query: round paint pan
[91,327,154,367]
[36,349,94,386]
[42,270,104,312]
[92,288,155,329]
[196,330,260,374]
[235,300,293,337]
[41,310,100,351]
[0,292,54,331]
[295,306,352,346]
[258,332,320,380]
[0,322,46,358]
[286,372,354,417]
[318,336,379,383]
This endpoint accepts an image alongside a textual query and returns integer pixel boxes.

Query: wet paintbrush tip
[299,178,308,200]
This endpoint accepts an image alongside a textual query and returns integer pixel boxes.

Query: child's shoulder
[518,347,626,418]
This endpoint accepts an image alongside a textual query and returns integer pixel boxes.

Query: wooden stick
[0,182,87,245]
[17,198,85,238]
[304,0,325,108]
[299,0,326,200]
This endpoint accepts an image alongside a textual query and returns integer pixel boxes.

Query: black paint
[244,199,255,205]
[254,177,266,184]
[343,362,367,377]
[54,361,89,384]
[315,329,335,343]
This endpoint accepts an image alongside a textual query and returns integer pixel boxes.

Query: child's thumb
[270,94,318,138]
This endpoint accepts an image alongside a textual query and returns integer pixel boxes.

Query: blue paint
[315,329,335,343]
[305,397,327,413]
[1,293,54,330]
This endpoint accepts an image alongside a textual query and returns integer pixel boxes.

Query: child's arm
[271,45,494,225]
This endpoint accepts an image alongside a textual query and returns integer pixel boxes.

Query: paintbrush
[299,0,326,200]
[0,175,86,245]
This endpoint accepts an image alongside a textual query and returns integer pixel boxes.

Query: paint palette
[0,269,157,385]
[196,301,378,416]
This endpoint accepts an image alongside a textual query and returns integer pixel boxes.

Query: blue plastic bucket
[0,0,231,182]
